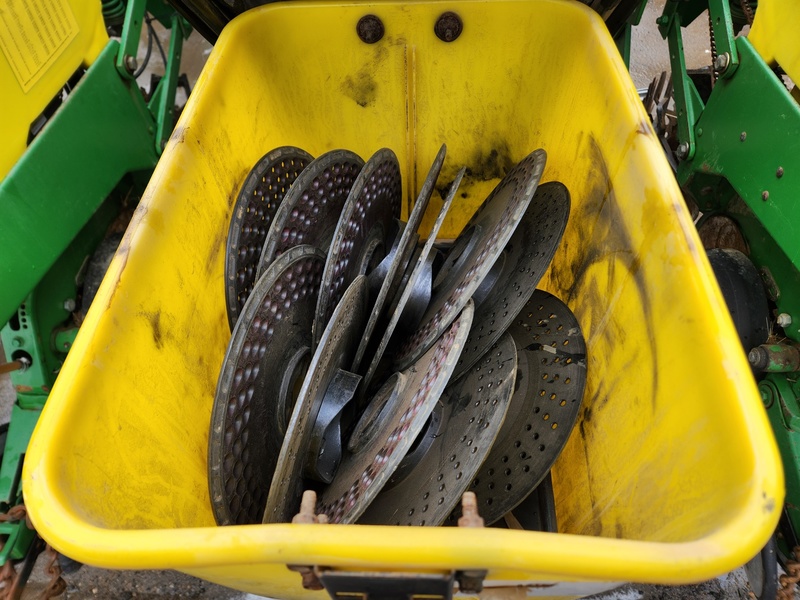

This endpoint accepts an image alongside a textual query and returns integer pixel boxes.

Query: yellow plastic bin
[23,0,783,598]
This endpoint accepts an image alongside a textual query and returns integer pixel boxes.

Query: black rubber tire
[706,248,770,352]
[745,535,778,600]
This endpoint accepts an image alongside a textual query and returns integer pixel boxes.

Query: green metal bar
[0,41,158,326]
[707,0,739,78]
[148,13,189,153]
[116,0,148,78]
[682,38,800,275]
[0,405,40,506]
[660,13,704,159]
[762,376,800,540]
[614,23,633,68]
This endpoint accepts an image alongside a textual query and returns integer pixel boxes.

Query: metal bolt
[762,190,770,201]
[777,167,784,178]
[657,15,669,25]
[63,299,76,312]
[713,52,730,73]
[760,386,774,409]
[356,15,384,44]
[777,313,792,328]
[697,128,703,136]
[11,337,23,348]
[457,492,484,528]
[434,12,463,42]
[740,131,747,141]
[676,142,689,159]
[123,54,138,74]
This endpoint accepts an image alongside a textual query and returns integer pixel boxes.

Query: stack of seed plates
[208,144,586,528]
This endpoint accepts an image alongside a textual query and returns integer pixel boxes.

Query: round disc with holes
[314,149,401,344]
[263,276,368,524]
[258,150,364,276]
[450,182,570,381]
[353,145,446,372]
[361,169,464,392]
[225,147,313,330]
[357,333,516,526]
[393,149,546,371]
[447,289,586,526]
[319,300,474,524]
[209,245,325,526]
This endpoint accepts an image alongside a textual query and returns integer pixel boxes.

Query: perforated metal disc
[314,149,401,344]
[447,290,586,526]
[258,150,364,275]
[393,149,546,371]
[224,147,313,330]
[361,169,464,391]
[357,333,516,526]
[450,181,570,381]
[209,245,325,525]
[263,277,368,523]
[352,145,446,372]
[319,300,474,524]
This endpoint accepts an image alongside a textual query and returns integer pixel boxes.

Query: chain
[708,11,719,82]
[0,506,26,524]
[739,0,755,27]
[778,545,800,600]
[0,561,16,600]
[38,546,66,600]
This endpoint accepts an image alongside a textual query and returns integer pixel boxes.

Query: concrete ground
[0,1,775,598]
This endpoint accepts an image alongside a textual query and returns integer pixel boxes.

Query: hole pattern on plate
[318,152,401,333]
[227,148,312,327]
[393,150,544,369]
[452,182,570,379]
[215,252,323,525]
[320,315,464,524]
[447,290,586,525]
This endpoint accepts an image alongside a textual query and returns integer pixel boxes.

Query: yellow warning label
[0,0,79,93]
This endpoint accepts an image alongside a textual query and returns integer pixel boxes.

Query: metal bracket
[317,570,456,600]
[288,492,488,597]
[658,11,703,161]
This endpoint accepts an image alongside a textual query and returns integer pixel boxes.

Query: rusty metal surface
[224,147,313,329]
[319,301,474,524]
[263,277,368,524]
[357,334,516,526]
[314,149,401,345]
[450,181,570,382]
[449,290,586,526]
[209,246,325,526]
[392,149,546,372]
[258,150,364,275]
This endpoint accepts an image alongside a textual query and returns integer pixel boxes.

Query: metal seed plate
[225,147,313,329]
[263,276,368,524]
[449,289,586,525]
[393,149,546,371]
[319,300,474,524]
[352,145,446,372]
[357,333,516,526]
[450,181,570,381]
[314,149,401,344]
[209,245,325,525]
[361,169,464,391]
[258,150,364,275]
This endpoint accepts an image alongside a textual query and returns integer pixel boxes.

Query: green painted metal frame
[0,42,158,328]
[0,0,190,570]
[660,0,800,543]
